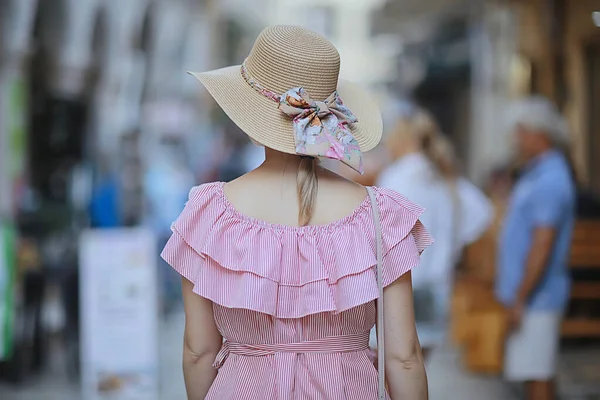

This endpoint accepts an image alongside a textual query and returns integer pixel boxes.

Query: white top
[377,153,493,291]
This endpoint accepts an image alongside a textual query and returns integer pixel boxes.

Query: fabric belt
[213,331,371,369]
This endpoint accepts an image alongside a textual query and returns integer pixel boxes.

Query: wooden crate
[451,276,509,374]
[463,303,508,375]
[450,280,472,346]
[450,277,497,346]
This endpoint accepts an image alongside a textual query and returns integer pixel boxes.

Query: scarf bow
[278,88,363,174]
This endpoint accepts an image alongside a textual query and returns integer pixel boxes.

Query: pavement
[0,312,187,400]
[0,311,598,400]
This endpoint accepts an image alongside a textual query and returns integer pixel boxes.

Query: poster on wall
[0,222,16,361]
[79,228,159,400]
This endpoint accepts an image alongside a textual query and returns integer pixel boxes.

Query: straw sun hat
[189,25,383,173]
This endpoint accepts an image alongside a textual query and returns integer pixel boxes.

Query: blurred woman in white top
[376,107,493,357]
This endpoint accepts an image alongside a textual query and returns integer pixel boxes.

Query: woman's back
[162,173,432,399]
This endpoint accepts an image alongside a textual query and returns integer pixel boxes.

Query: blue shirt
[496,150,576,311]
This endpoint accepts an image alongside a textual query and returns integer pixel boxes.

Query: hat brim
[189,65,383,154]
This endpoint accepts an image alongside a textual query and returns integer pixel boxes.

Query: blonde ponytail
[297,156,318,226]
[398,109,457,181]
[408,111,461,250]
[421,132,457,181]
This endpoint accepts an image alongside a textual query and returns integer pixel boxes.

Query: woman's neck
[261,148,304,170]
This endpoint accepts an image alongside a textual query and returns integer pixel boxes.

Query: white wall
[468,2,516,183]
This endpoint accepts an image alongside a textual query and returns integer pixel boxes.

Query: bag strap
[366,187,385,400]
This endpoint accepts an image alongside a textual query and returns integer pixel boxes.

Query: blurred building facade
[0,0,215,383]
[372,0,599,189]
[0,0,215,224]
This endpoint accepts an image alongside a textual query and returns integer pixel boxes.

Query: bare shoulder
[222,173,254,195]
[318,168,366,198]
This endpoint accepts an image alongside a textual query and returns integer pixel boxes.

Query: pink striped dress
[161,182,433,399]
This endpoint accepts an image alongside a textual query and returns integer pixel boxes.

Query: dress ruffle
[161,182,433,318]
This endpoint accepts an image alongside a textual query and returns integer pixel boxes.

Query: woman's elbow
[386,340,425,371]
[389,353,424,371]
[183,340,221,366]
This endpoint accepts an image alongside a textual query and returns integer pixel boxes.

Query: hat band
[240,60,364,174]
[240,61,281,103]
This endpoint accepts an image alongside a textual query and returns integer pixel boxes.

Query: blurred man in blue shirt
[497,96,575,400]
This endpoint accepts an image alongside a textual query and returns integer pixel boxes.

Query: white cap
[505,96,569,146]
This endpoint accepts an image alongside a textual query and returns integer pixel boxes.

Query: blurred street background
[0,0,599,399]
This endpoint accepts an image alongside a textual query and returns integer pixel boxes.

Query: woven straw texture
[190,25,383,154]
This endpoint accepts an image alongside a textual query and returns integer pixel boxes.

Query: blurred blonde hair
[391,109,463,240]
[390,109,457,181]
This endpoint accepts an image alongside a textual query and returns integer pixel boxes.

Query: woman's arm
[181,278,223,400]
[383,271,428,400]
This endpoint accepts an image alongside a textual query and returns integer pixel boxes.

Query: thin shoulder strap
[366,187,385,400]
